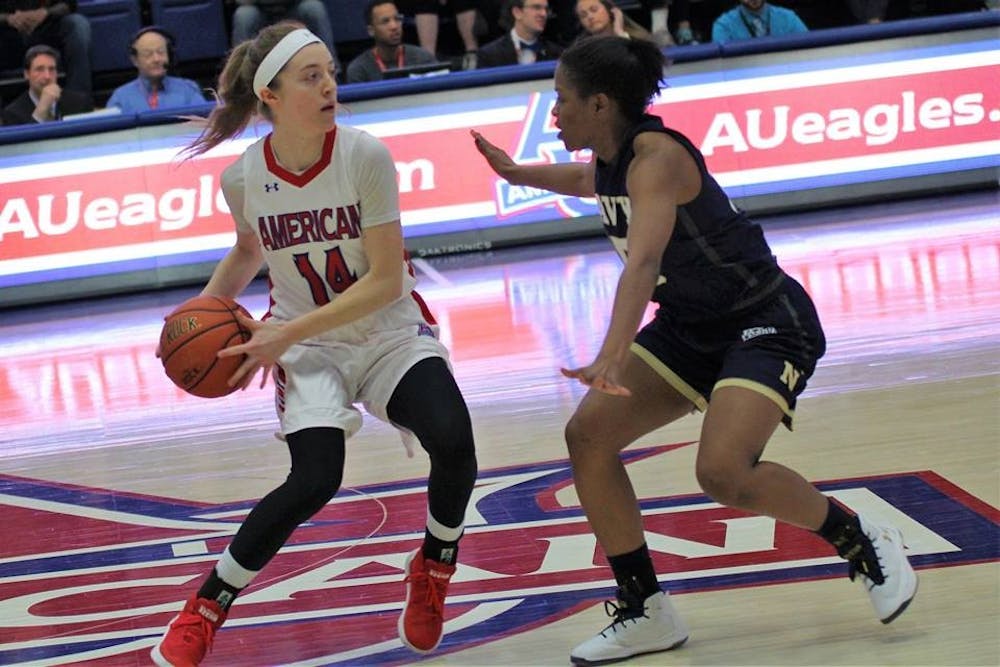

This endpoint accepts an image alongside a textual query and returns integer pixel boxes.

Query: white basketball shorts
[273,320,449,449]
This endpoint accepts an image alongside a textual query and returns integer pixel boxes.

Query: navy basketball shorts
[632,277,827,429]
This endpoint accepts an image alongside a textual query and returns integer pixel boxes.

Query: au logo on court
[1,443,997,665]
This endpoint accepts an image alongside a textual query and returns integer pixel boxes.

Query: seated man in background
[2,43,92,125]
[230,0,339,73]
[0,0,92,96]
[106,27,206,113]
[346,0,439,83]
[711,0,807,42]
[477,0,562,68]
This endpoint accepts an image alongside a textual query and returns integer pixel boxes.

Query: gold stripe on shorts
[630,342,708,412]
[714,378,795,426]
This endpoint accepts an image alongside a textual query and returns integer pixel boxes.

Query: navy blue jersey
[594,115,785,323]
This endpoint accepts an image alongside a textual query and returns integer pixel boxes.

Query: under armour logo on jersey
[265,182,280,192]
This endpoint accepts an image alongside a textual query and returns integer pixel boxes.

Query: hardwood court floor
[0,189,997,666]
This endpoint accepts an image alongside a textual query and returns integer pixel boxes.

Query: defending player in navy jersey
[150,21,478,666]
[472,35,917,666]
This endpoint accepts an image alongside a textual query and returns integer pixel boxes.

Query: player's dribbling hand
[218,314,281,390]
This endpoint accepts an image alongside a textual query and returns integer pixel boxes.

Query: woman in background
[575,0,655,42]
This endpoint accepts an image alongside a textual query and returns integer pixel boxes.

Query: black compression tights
[227,357,476,572]
[228,428,346,571]
[387,357,478,529]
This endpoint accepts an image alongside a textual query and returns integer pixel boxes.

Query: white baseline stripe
[0,232,235,277]
[0,134,259,184]
[714,140,1000,187]
[0,201,510,276]
[659,50,1000,103]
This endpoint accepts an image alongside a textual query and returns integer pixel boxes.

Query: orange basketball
[159,295,253,398]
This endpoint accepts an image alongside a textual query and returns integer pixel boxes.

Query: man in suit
[477,0,562,68]
[0,0,92,96]
[2,44,92,125]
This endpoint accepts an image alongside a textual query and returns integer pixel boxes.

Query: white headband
[252,29,322,100]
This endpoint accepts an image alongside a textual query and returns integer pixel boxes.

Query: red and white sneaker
[397,549,455,653]
[151,596,227,667]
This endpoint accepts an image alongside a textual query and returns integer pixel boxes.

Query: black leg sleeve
[387,357,478,529]
[228,427,346,571]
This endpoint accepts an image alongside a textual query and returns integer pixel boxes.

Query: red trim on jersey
[263,128,337,187]
[410,289,437,326]
[403,250,436,323]
[263,275,276,322]
[403,249,416,278]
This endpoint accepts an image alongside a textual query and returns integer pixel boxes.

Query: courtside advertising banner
[0,36,997,297]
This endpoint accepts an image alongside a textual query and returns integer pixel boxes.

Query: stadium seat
[76,0,143,73]
[148,0,229,63]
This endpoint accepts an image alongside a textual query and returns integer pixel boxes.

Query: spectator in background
[347,0,439,82]
[666,0,698,44]
[846,0,888,23]
[400,0,481,69]
[712,0,807,42]
[2,44,91,124]
[477,0,562,68]
[106,27,206,113]
[0,0,92,95]
[230,0,339,73]
[575,0,656,42]
[635,0,691,45]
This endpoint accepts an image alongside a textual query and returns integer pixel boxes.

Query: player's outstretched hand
[471,130,517,179]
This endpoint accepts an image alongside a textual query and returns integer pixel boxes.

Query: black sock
[422,529,460,565]
[816,498,863,559]
[197,568,243,612]
[607,543,660,610]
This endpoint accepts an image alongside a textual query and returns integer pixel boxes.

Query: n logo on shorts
[780,360,802,392]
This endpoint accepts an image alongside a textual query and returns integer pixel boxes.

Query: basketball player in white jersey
[151,22,478,666]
